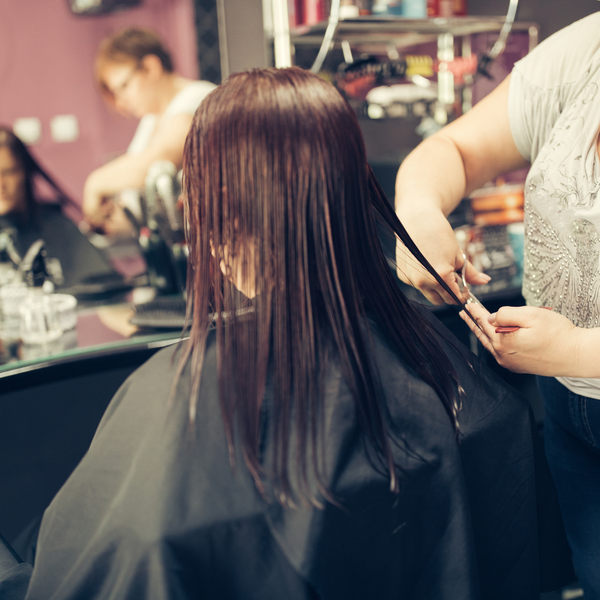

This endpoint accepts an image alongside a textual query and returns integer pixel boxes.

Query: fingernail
[495,326,520,333]
[542,307,553,310]
[479,274,491,282]
[487,312,497,323]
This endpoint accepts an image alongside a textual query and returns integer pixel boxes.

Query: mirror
[0,0,216,369]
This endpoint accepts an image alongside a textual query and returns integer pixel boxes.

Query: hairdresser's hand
[84,197,115,232]
[83,192,133,237]
[83,174,113,231]
[395,207,489,305]
[458,303,598,377]
[101,204,135,236]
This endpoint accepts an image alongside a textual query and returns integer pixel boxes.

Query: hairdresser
[82,27,215,234]
[395,13,600,598]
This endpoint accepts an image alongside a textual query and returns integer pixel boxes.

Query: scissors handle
[457,253,483,307]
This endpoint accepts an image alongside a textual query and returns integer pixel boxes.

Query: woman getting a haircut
[0,126,116,290]
[0,68,574,600]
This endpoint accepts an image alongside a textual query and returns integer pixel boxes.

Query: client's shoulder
[366,305,530,443]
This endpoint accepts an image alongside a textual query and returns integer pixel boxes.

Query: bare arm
[83,113,193,229]
[395,75,530,304]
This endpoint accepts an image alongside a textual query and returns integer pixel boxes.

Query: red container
[294,0,326,26]
[427,0,467,16]
[288,0,299,27]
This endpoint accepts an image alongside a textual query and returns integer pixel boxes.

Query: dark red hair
[180,67,465,506]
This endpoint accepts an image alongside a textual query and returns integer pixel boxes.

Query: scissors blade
[456,253,483,307]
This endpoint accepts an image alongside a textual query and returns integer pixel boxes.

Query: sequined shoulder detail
[524,202,600,327]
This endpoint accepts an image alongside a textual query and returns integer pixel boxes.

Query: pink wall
[0,0,199,211]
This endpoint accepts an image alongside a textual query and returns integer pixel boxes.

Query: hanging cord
[477,0,519,78]
[489,0,519,59]
[310,0,342,74]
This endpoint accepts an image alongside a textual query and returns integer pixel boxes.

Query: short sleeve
[127,115,157,155]
[507,13,600,164]
[507,69,563,163]
[161,81,217,120]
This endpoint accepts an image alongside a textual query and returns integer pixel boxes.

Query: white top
[508,13,600,399]
[127,80,216,155]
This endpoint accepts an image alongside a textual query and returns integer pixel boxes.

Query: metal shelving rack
[290,15,538,49]
[278,15,539,112]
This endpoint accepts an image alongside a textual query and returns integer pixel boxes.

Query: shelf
[282,15,539,121]
[290,15,538,47]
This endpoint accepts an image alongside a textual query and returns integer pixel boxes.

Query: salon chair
[0,340,177,544]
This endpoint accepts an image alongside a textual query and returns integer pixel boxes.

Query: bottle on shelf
[427,0,467,17]
[18,240,63,345]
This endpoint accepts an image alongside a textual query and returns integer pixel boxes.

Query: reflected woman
[1,69,574,599]
[0,126,116,289]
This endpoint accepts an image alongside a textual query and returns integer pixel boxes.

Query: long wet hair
[181,67,466,506]
[0,126,79,219]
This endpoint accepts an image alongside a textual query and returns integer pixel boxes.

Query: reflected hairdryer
[139,160,187,295]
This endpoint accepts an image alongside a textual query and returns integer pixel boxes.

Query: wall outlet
[13,117,42,144]
[50,115,79,143]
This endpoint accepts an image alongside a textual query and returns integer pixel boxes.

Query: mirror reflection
[0,0,213,368]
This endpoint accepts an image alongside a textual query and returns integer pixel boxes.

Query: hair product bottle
[19,240,63,344]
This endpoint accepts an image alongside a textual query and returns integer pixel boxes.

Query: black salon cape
[1,309,573,600]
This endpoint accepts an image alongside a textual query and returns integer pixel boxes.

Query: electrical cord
[477,0,519,78]
[310,0,341,73]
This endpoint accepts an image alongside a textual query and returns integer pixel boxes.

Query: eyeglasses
[106,66,140,100]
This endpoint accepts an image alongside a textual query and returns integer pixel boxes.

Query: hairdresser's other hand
[84,196,114,232]
[101,203,135,236]
[83,173,112,231]
[459,304,593,377]
[82,192,132,237]
[395,208,489,305]
[83,169,134,236]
